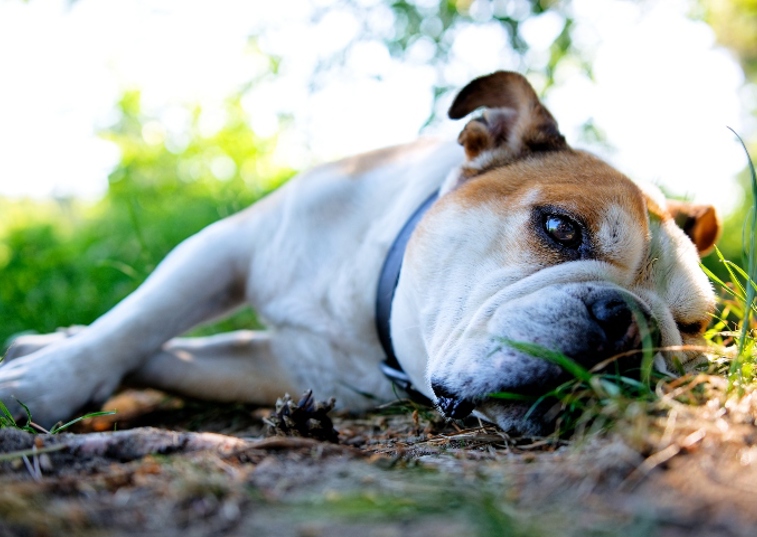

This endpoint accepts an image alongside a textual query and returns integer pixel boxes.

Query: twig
[227,436,364,459]
[33,444,40,479]
[0,443,68,462]
[28,422,50,434]
[2,427,363,465]
[21,455,37,481]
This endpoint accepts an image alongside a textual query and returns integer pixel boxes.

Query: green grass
[697,133,757,396]
[490,338,663,439]
[0,397,116,435]
[728,129,757,389]
[0,399,35,434]
[0,398,115,479]
[275,464,663,537]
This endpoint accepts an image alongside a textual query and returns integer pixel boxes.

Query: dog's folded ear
[449,71,567,164]
[666,199,721,256]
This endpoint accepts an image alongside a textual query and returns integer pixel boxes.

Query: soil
[1,387,757,537]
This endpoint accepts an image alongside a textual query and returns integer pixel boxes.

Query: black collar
[375,190,439,405]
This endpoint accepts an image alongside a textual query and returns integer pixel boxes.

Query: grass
[700,132,757,394]
[0,398,115,482]
[731,129,757,358]
[0,397,115,435]
[0,207,754,537]
[283,467,551,537]
[490,338,663,439]
[276,460,666,537]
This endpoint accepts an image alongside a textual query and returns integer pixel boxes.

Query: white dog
[2,72,720,434]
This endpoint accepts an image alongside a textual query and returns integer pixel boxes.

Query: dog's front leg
[5,329,300,407]
[0,214,256,427]
[122,330,299,404]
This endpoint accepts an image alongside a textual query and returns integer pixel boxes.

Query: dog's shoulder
[308,138,461,182]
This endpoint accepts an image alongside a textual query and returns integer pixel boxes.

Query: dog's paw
[0,342,120,429]
[3,326,85,362]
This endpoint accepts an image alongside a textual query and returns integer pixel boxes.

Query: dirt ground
[2,387,757,537]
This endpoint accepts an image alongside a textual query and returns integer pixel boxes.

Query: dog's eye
[544,214,580,247]
[676,319,707,336]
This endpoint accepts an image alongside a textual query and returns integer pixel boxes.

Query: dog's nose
[589,294,633,344]
[431,381,476,419]
[585,290,660,371]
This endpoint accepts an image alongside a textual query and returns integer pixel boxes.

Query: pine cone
[264,390,338,443]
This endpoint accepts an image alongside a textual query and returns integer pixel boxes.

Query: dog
[1,71,720,434]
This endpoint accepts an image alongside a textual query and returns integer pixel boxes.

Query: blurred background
[0,0,754,346]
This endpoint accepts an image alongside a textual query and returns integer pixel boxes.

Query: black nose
[431,382,476,420]
[586,290,660,373]
[590,294,633,343]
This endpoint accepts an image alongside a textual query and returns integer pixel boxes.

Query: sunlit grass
[490,338,664,439]
[0,397,115,435]
[698,133,757,399]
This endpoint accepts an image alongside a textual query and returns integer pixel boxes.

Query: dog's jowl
[2,71,720,434]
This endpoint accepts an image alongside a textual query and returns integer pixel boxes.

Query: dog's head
[391,71,720,434]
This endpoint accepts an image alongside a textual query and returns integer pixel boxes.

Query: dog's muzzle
[431,286,660,422]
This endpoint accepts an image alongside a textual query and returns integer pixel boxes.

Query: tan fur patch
[442,149,649,270]
[644,194,671,222]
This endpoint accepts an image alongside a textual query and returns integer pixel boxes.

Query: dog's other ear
[666,199,721,256]
[449,71,566,163]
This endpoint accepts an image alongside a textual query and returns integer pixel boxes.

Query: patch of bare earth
[1,383,757,537]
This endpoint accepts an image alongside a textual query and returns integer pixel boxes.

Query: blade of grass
[700,256,741,301]
[49,410,117,434]
[497,339,592,383]
[523,378,579,420]
[632,307,657,386]
[0,399,17,427]
[488,391,537,402]
[728,128,757,381]
[15,398,33,426]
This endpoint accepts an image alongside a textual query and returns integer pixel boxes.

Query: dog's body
[2,72,720,434]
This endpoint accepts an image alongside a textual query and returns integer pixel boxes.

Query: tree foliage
[306,0,582,115]
[0,92,293,347]
[700,0,757,79]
